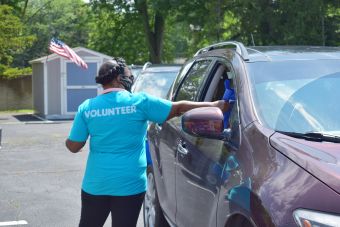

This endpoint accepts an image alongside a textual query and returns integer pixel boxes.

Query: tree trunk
[22,0,29,18]
[135,0,165,63]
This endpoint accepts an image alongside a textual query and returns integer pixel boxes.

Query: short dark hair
[95,57,127,85]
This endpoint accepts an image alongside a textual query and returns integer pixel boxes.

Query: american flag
[49,38,88,69]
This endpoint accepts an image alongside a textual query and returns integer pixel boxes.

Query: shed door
[65,62,98,113]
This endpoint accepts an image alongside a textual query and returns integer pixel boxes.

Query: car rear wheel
[143,166,169,227]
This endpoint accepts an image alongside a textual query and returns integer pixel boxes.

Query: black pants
[79,190,145,227]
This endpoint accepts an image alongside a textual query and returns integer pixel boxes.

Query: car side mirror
[182,107,227,140]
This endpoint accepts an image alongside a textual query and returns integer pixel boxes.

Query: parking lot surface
[0,113,143,227]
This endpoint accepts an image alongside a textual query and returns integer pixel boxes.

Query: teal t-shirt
[68,90,172,196]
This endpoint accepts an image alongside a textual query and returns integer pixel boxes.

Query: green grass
[0,109,34,114]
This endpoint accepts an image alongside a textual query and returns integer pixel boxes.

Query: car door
[173,58,225,227]
[201,58,247,227]
[148,60,195,224]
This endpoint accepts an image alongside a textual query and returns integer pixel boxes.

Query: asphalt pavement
[0,112,144,227]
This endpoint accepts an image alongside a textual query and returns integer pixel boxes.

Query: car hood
[270,132,340,194]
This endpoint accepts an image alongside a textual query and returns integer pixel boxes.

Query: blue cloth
[222,80,236,128]
[68,91,172,196]
[145,140,152,165]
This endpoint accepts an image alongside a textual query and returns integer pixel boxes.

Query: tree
[7,0,339,71]
[90,0,183,63]
[87,1,149,64]
[323,1,340,46]
[225,0,340,46]
[171,0,239,55]
[0,5,35,77]
[0,0,28,15]
[134,0,167,63]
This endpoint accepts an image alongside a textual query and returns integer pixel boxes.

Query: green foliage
[0,0,26,15]
[0,109,34,113]
[0,5,35,78]
[0,5,35,64]
[163,18,190,60]
[225,0,340,46]
[168,0,240,56]
[324,3,340,46]
[0,66,32,79]
[88,0,184,64]
[88,2,149,64]
[1,0,339,74]
[13,0,91,68]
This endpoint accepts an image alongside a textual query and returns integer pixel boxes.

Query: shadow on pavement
[12,114,43,122]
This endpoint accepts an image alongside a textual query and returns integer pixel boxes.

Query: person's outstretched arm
[166,100,228,121]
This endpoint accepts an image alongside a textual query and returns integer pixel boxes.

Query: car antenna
[251,33,255,46]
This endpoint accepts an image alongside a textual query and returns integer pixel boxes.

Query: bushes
[0,66,32,79]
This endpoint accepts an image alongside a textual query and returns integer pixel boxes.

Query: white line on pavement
[0,220,28,226]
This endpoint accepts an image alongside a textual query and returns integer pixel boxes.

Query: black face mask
[120,75,134,92]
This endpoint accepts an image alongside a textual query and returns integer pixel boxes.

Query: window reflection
[176,60,211,101]
[133,71,178,98]
[250,60,340,135]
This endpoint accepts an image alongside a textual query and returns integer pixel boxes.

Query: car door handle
[177,142,188,155]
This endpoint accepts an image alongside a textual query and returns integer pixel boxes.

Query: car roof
[197,45,340,62]
[129,64,143,68]
[141,64,182,73]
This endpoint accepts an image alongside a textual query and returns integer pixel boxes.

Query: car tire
[227,214,254,227]
[143,165,169,227]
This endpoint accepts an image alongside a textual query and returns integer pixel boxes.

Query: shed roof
[29,47,112,64]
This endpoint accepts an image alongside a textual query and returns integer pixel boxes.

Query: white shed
[29,47,112,120]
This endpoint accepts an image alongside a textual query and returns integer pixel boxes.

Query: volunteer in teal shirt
[66,58,227,227]
[70,90,171,196]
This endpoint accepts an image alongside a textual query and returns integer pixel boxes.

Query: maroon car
[144,41,340,227]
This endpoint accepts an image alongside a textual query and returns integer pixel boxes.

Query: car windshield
[249,59,340,136]
[132,70,179,98]
[131,67,142,79]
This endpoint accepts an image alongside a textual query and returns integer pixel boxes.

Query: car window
[131,68,142,79]
[183,60,241,165]
[129,65,143,80]
[170,60,194,100]
[174,60,212,101]
[202,60,240,151]
[132,70,179,98]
